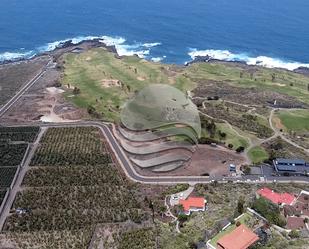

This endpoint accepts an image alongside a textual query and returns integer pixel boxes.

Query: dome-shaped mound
[120,84,201,139]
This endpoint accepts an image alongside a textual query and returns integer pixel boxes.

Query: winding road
[0,70,308,185]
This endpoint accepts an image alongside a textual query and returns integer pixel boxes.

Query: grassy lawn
[276,109,309,132]
[216,123,250,149]
[61,48,195,121]
[248,146,269,164]
[187,63,309,105]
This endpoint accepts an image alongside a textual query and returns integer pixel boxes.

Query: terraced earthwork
[117,84,200,173]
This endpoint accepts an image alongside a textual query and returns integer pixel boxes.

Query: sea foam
[0,51,35,62]
[188,49,309,71]
[0,35,161,63]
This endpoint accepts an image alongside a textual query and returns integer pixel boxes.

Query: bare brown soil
[0,55,90,123]
[0,56,50,107]
[133,144,246,177]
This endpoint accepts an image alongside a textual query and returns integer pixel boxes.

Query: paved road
[3,121,309,185]
[0,58,52,118]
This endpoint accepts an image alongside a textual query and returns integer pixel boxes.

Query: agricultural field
[90,223,156,249]
[0,167,18,188]
[30,127,111,166]
[0,126,39,167]
[2,126,167,249]
[0,126,39,210]
[0,126,40,143]
[0,143,27,167]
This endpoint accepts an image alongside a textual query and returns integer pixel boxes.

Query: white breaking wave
[188,49,309,71]
[143,42,162,48]
[151,55,166,62]
[0,35,161,62]
[0,51,35,61]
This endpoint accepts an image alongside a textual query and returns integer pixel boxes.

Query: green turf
[277,109,309,132]
[187,63,309,105]
[215,123,250,149]
[62,48,196,121]
[248,146,269,164]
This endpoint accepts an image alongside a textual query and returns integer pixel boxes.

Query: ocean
[1,0,309,70]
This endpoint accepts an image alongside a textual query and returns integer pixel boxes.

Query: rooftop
[286,216,306,230]
[217,224,259,249]
[179,197,205,212]
[274,158,308,172]
[293,191,309,217]
[257,187,295,205]
[275,158,306,165]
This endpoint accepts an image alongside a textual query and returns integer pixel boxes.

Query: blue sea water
[0,0,309,70]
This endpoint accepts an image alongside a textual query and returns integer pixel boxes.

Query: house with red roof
[217,224,259,249]
[285,190,309,231]
[179,197,206,215]
[256,187,295,205]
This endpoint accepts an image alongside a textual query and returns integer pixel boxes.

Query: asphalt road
[3,121,309,185]
[0,65,308,184]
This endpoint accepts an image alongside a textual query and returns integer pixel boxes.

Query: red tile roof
[217,224,259,249]
[257,187,295,205]
[179,197,205,212]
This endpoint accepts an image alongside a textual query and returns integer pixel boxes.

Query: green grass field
[276,109,309,132]
[62,48,195,121]
[248,146,269,164]
[215,123,250,149]
[187,62,309,105]
[62,48,309,123]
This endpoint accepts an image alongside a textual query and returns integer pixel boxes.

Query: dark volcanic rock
[293,66,309,76]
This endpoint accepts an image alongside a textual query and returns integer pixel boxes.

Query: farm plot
[3,126,156,245]
[30,127,111,166]
[0,143,27,167]
[0,126,39,143]
[0,167,18,188]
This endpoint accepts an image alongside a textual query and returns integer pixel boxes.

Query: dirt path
[197,98,309,163]
[268,109,309,154]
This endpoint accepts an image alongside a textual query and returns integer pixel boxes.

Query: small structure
[229,164,236,172]
[273,158,308,175]
[286,216,306,230]
[179,197,206,215]
[293,190,309,218]
[256,187,295,205]
[217,224,259,249]
[283,190,309,231]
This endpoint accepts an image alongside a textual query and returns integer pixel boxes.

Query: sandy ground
[100,79,122,88]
